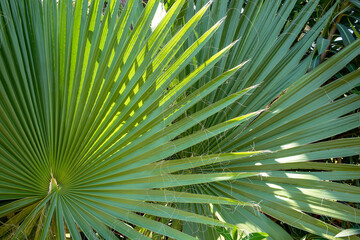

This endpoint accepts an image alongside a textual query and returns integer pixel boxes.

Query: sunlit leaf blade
[335,228,360,238]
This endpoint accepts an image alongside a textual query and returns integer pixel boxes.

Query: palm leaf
[168,0,360,239]
[1,0,360,239]
[0,0,259,239]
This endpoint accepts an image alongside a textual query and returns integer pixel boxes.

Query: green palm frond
[0,0,359,239]
[0,0,261,239]
[167,0,360,239]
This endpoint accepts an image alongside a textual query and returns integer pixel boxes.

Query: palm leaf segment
[0,0,260,239]
[171,0,360,239]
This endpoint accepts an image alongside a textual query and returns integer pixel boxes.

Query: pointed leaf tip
[219,16,227,24]
[232,39,240,46]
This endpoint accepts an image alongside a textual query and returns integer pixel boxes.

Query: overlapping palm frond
[165,0,360,239]
[0,0,359,239]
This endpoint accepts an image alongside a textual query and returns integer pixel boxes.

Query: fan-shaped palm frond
[0,0,261,239]
[0,0,359,239]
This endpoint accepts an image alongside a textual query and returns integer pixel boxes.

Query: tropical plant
[164,0,360,239]
[0,0,359,240]
[0,0,263,239]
